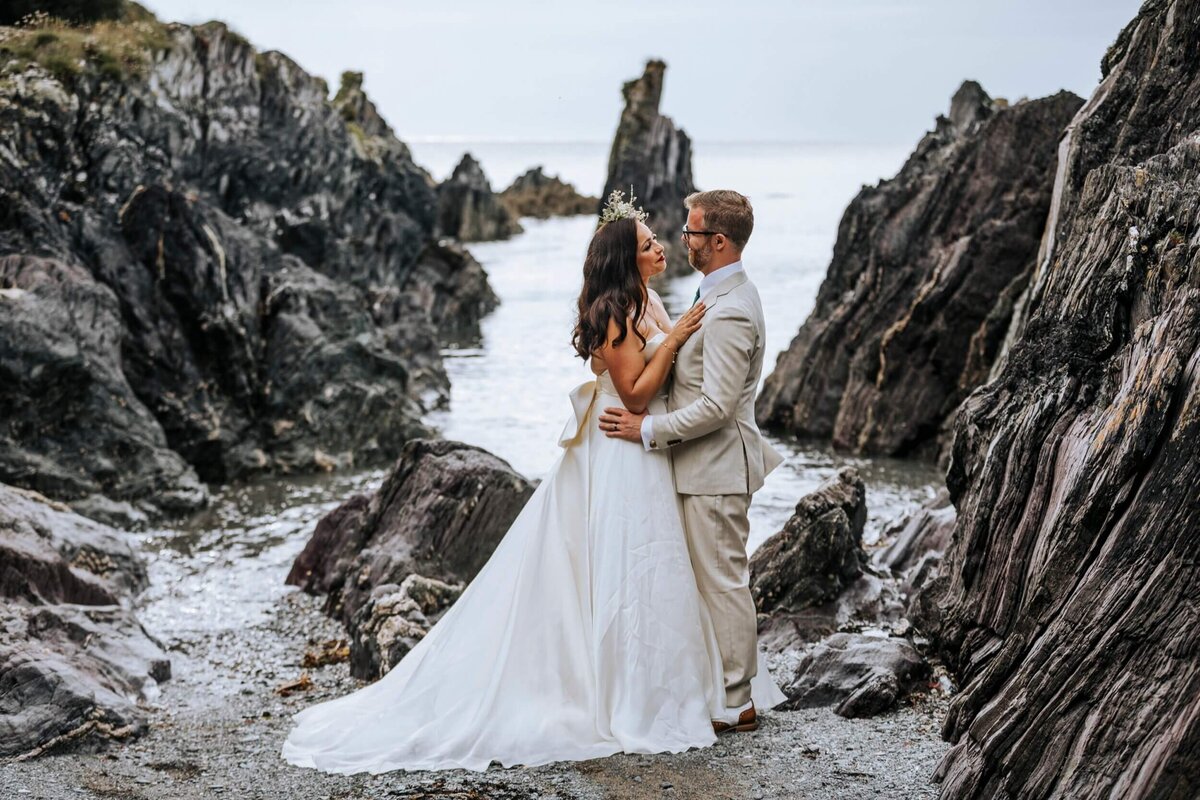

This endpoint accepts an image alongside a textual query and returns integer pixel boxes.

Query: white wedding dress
[281,334,786,774]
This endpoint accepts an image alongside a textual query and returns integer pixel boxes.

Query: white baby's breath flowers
[598,187,649,226]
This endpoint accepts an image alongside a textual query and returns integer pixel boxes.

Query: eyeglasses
[681,228,720,239]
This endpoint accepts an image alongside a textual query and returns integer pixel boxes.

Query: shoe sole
[714,720,759,734]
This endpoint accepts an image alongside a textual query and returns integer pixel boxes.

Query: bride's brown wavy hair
[571,217,647,360]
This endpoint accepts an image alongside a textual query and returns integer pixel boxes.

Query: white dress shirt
[639,261,745,449]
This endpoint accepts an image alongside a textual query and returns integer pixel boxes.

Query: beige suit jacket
[649,270,784,495]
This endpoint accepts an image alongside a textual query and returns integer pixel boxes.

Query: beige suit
[648,269,783,707]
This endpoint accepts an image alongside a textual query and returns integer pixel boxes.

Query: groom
[600,189,783,733]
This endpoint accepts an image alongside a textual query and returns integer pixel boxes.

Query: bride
[281,201,785,775]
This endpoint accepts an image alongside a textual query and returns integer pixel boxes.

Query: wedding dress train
[281,334,786,774]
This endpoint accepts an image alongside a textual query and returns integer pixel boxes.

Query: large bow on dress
[557,380,598,448]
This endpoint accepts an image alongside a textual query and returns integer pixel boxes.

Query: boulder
[287,440,535,660]
[0,484,168,758]
[775,632,930,719]
[601,60,697,276]
[757,572,905,655]
[499,167,597,219]
[749,468,867,615]
[436,154,523,242]
[348,574,464,680]
[922,2,1200,796]
[756,82,1083,459]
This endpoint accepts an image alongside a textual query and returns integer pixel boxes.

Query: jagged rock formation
[287,439,534,674]
[920,2,1200,796]
[756,82,1083,459]
[0,255,207,524]
[749,468,867,615]
[499,167,596,219]
[602,60,696,277]
[0,11,497,518]
[753,469,904,650]
[0,484,169,757]
[436,154,523,242]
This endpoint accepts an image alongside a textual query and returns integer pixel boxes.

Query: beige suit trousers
[680,492,757,707]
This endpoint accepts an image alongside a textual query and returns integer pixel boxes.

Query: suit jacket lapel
[699,270,748,308]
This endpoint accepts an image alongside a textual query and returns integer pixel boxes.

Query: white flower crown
[598,187,649,226]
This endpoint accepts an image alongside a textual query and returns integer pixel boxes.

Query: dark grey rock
[757,572,906,655]
[437,154,523,243]
[929,2,1200,796]
[0,484,168,758]
[871,488,955,576]
[287,439,535,674]
[0,255,209,519]
[750,468,867,615]
[0,16,498,514]
[777,632,929,719]
[601,60,696,276]
[756,82,1083,459]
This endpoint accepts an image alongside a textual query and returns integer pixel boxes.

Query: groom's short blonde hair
[685,190,754,252]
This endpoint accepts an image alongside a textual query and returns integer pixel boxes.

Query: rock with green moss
[0,7,498,518]
[499,166,597,219]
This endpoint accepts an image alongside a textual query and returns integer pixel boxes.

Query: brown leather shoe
[712,701,758,734]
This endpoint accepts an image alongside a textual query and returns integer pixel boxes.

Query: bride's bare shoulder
[644,289,672,331]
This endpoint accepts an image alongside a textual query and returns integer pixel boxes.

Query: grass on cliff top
[0,3,171,84]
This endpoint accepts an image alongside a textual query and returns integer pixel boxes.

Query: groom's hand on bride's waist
[599,407,646,443]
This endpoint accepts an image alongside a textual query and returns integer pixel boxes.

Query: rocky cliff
[756,82,1082,459]
[602,60,696,277]
[918,1,1200,796]
[0,9,497,521]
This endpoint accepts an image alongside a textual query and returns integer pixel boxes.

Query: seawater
[416,140,942,552]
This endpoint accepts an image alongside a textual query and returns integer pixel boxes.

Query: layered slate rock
[0,13,497,515]
[602,60,696,276]
[921,2,1200,796]
[756,82,1083,458]
[287,439,535,677]
[0,484,169,757]
[499,167,597,219]
[436,154,523,243]
[873,488,956,617]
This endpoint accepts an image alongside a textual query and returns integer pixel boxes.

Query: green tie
[692,288,700,306]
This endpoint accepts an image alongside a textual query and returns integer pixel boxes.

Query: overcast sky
[142,0,1141,146]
